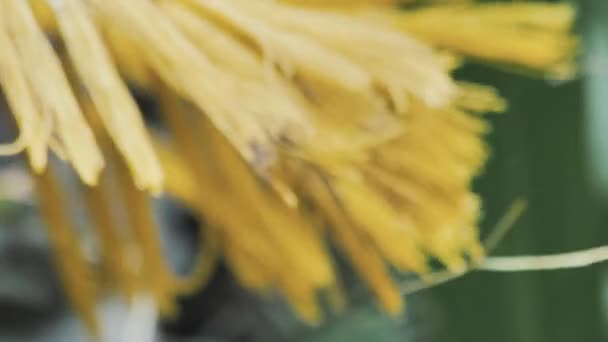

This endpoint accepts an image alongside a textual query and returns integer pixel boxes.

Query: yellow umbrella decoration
[0,0,577,335]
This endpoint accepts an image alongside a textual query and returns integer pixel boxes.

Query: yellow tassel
[332,171,427,272]
[306,173,403,315]
[33,166,99,335]
[51,0,163,193]
[111,145,177,318]
[0,4,48,169]
[83,169,139,301]
[157,91,334,311]
[232,0,455,111]
[2,0,103,184]
[369,3,578,78]
[0,0,580,332]
[90,0,275,168]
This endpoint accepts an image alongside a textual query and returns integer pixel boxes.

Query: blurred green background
[415,1,608,341]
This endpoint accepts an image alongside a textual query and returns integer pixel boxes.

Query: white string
[401,246,608,295]
[480,246,608,272]
[400,200,608,294]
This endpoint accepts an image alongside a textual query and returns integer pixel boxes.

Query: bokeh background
[424,1,607,341]
[1,0,608,341]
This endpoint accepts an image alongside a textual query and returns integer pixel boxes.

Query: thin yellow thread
[3,0,103,184]
[33,166,99,335]
[52,0,163,193]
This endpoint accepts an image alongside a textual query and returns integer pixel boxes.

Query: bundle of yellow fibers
[0,0,576,334]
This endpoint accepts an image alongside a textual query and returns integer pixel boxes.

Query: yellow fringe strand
[0,0,578,333]
[33,166,99,335]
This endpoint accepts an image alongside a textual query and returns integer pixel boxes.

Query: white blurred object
[584,1,608,199]
[0,165,33,203]
[120,294,158,342]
